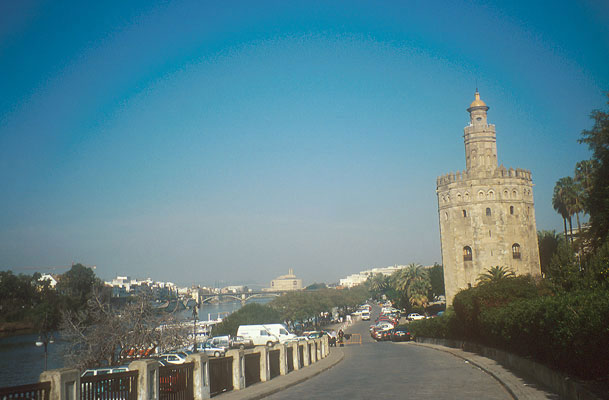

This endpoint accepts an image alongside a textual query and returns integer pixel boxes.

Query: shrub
[409,310,463,339]
[479,289,609,379]
[452,275,540,339]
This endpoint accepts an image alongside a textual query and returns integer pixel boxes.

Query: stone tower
[437,91,541,305]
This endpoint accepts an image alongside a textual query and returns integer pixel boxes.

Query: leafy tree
[56,264,100,309]
[537,230,560,275]
[305,282,327,290]
[578,94,609,247]
[0,271,39,322]
[269,287,368,325]
[476,266,515,285]
[428,263,445,298]
[544,240,580,292]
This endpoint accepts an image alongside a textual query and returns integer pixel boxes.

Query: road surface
[266,309,513,400]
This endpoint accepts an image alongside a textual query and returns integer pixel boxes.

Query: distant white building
[39,273,57,288]
[339,264,433,288]
[222,285,246,294]
[265,269,302,291]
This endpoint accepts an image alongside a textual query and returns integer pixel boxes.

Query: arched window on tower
[512,243,521,259]
[463,246,473,261]
[510,206,514,215]
[486,207,491,216]
[462,210,467,217]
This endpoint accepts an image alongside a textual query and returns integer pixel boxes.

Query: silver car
[196,342,226,357]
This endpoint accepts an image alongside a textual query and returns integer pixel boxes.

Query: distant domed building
[437,91,541,305]
[266,268,302,291]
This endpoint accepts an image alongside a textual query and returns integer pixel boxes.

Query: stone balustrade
[32,336,329,400]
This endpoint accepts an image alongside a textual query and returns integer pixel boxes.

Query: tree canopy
[578,94,609,246]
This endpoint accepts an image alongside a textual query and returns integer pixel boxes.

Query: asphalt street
[265,310,513,400]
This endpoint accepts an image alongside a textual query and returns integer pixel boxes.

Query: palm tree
[393,263,430,308]
[477,266,515,284]
[574,159,598,214]
[553,177,576,243]
[407,278,431,308]
[368,273,390,296]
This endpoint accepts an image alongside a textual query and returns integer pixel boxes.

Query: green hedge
[410,286,609,379]
[452,275,541,339]
[409,310,463,339]
[479,289,609,378]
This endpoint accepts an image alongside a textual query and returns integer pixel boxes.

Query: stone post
[291,342,300,371]
[186,353,210,400]
[302,340,310,367]
[129,359,160,400]
[278,343,287,376]
[226,349,245,390]
[258,346,270,382]
[322,335,329,357]
[39,368,79,400]
[316,338,322,361]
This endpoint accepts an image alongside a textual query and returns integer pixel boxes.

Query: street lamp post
[192,302,199,353]
[35,314,55,370]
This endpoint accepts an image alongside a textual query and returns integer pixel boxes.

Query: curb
[411,339,603,400]
[411,342,519,400]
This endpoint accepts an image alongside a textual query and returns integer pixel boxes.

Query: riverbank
[0,321,36,338]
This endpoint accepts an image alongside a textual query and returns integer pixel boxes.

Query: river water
[0,299,269,387]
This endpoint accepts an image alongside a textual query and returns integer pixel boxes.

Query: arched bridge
[198,290,285,304]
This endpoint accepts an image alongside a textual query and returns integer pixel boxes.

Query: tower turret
[464,90,497,171]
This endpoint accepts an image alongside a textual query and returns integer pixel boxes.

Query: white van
[237,324,296,346]
[207,335,230,351]
[361,311,370,321]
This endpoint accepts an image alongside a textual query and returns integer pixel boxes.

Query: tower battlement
[436,166,532,186]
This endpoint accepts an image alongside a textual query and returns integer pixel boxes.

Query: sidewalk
[217,347,345,400]
[410,342,559,400]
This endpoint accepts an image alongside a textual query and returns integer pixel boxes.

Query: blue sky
[1,0,608,286]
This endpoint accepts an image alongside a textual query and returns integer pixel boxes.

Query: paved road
[266,309,513,400]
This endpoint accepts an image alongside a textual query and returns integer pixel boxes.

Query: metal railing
[343,333,362,345]
[243,353,260,387]
[159,362,194,400]
[0,382,50,400]
[209,356,232,397]
[307,343,312,365]
[286,347,294,372]
[298,345,304,369]
[268,350,280,379]
[80,370,138,400]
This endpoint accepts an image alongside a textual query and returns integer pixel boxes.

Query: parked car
[230,336,254,349]
[407,313,425,321]
[81,366,129,377]
[390,325,411,342]
[155,352,188,365]
[304,331,324,339]
[196,342,226,357]
[207,336,230,351]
